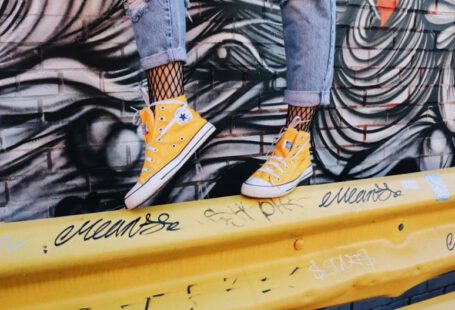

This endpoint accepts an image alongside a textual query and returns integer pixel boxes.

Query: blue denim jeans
[125,0,335,107]
[124,0,188,69]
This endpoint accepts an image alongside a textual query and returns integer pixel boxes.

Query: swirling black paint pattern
[0,0,454,221]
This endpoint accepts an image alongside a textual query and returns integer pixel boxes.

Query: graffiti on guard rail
[447,233,454,251]
[318,183,402,208]
[54,212,180,246]
[202,197,306,227]
[72,249,377,308]
[308,249,376,280]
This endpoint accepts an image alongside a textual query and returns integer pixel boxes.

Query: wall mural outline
[0,0,454,221]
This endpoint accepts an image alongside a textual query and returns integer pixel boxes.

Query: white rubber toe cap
[241,177,275,198]
[243,177,272,187]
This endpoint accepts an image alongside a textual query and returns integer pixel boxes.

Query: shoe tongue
[157,95,187,111]
[140,107,154,126]
[140,96,188,142]
[139,107,154,141]
[273,128,299,158]
[172,95,187,103]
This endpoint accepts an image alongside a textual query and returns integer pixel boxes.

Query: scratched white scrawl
[0,235,25,254]
[424,174,452,201]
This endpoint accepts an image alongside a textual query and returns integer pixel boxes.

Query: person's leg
[124,0,187,101]
[241,0,336,198]
[286,106,317,132]
[123,0,215,209]
[281,0,336,131]
[147,62,184,101]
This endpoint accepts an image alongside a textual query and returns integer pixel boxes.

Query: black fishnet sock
[286,106,317,132]
[146,61,184,102]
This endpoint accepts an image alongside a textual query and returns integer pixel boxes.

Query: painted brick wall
[0,0,454,308]
[1,0,453,221]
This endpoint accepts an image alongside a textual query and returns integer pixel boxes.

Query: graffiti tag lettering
[54,213,180,247]
[203,203,254,227]
[202,197,306,227]
[309,249,375,280]
[447,233,454,251]
[258,197,304,221]
[318,183,402,208]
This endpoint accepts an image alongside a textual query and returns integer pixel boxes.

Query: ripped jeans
[124,0,335,107]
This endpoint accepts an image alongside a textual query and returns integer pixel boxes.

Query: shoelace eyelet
[159,128,163,132]
[157,138,162,142]
[160,116,165,121]
[172,144,176,148]
[180,137,184,141]
[160,106,165,110]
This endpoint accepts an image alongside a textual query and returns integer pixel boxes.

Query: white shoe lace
[258,116,309,180]
[131,87,189,173]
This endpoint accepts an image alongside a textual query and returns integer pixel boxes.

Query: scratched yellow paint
[400,292,455,309]
[0,168,454,309]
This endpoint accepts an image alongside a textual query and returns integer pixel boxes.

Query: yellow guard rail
[0,168,454,309]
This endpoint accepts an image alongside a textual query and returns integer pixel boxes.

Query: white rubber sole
[124,122,215,209]
[241,166,313,199]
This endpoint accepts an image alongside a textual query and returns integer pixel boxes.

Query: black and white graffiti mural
[0,0,454,221]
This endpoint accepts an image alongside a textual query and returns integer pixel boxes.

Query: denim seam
[164,0,173,51]
[321,0,336,93]
[170,0,176,50]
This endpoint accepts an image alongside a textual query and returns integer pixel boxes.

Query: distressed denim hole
[125,0,151,23]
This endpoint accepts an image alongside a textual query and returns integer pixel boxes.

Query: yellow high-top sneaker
[125,94,215,209]
[241,117,313,198]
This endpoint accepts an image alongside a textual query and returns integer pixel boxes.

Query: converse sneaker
[125,92,215,209]
[241,117,313,198]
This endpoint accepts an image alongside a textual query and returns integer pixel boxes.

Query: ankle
[146,61,184,102]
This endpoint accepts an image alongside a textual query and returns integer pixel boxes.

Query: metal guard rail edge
[0,168,454,309]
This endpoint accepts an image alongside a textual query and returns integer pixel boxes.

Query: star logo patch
[284,140,293,151]
[175,107,192,124]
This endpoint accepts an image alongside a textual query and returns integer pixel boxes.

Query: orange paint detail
[378,0,398,27]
